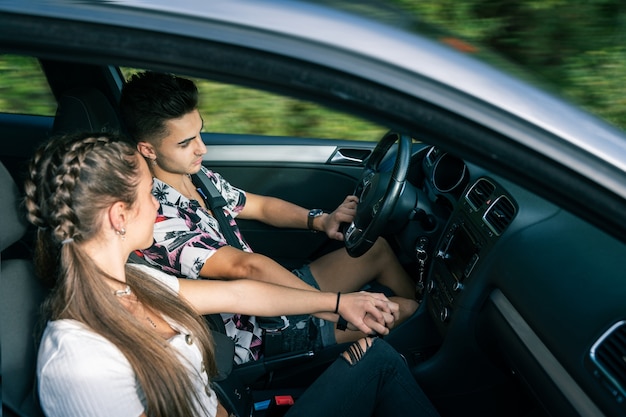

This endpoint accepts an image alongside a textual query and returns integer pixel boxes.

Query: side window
[0,55,56,116]
[122,68,386,141]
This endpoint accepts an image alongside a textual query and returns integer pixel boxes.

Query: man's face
[153,109,206,175]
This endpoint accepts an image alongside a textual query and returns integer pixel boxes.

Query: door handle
[330,148,371,165]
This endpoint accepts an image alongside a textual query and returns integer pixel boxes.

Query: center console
[427,177,517,329]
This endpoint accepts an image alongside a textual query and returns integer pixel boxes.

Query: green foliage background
[2,0,626,136]
[393,0,626,128]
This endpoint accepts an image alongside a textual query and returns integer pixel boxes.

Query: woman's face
[129,156,160,250]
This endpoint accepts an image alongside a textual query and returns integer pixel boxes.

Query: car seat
[0,159,46,417]
[51,87,121,135]
[1,87,122,416]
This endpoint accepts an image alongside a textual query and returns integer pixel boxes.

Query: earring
[116,227,126,241]
[151,158,157,166]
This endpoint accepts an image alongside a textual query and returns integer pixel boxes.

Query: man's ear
[137,141,156,160]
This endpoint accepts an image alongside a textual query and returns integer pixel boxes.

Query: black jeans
[286,338,440,417]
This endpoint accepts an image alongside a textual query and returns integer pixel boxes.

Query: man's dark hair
[119,71,199,144]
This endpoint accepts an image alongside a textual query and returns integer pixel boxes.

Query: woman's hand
[348,309,397,334]
[337,291,399,335]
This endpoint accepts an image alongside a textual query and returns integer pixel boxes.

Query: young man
[120,71,418,364]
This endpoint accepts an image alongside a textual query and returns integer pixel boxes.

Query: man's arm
[201,246,341,321]
[201,245,317,291]
[238,192,359,240]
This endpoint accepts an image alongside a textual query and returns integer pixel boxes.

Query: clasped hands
[337,291,399,336]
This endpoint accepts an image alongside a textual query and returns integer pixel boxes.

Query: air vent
[483,195,516,235]
[590,321,626,399]
[465,178,495,210]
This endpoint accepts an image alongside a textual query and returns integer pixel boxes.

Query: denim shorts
[260,265,336,355]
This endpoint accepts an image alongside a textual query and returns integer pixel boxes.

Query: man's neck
[152,167,203,203]
[152,166,186,192]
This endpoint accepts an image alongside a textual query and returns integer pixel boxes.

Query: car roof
[2,0,626,208]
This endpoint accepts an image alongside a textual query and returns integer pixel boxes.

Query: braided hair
[24,132,217,416]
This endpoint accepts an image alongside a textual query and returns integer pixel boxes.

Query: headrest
[52,87,121,135]
[0,161,28,252]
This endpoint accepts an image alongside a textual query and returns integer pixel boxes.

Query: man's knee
[369,237,394,261]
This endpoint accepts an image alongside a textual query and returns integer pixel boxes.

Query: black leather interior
[0,160,46,417]
[51,87,121,136]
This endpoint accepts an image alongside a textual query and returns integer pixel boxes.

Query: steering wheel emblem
[344,223,362,243]
[361,182,372,203]
[372,200,381,216]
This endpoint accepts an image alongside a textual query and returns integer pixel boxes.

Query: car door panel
[201,133,374,267]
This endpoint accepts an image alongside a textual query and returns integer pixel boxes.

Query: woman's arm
[178,278,397,336]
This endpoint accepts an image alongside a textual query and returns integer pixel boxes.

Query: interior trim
[204,145,336,163]
[490,289,605,417]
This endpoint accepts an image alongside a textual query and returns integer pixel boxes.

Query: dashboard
[391,144,626,417]
[428,176,516,330]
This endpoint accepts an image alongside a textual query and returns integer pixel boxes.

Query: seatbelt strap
[193,172,287,354]
[191,173,244,250]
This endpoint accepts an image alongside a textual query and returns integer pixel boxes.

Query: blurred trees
[2,1,626,132]
[392,0,626,127]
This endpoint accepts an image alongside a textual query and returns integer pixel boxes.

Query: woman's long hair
[24,132,217,416]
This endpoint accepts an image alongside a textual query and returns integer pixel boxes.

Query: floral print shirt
[136,167,262,363]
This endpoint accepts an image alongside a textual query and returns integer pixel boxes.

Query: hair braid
[50,136,112,243]
[24,142,53,230]
[25,134,110,243]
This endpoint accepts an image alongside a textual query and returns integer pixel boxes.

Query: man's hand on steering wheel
[319,195,359,241]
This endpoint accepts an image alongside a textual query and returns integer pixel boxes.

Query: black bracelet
[334,292,341,314]
[337,316,348,331]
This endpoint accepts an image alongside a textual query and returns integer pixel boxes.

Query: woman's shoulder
[37,320,145,417]
[43,319,106,342]
[127,262,180,293]
[38,320,129,369]
[38,320,136,386]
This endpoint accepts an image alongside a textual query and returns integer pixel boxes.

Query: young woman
[25,132,439,417]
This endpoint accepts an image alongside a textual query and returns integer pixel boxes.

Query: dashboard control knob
[440,307,449,322]
[452,282,464,292]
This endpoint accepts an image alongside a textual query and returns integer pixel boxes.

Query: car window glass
[122,68,386,141]
[0,55,56,116]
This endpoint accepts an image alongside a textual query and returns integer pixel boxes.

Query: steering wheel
[345,132,411,257]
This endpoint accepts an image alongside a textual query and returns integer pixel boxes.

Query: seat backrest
[51,87,121,135]
[1,87,123,416]
[0,161,46,417]
[0,88,126,416]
